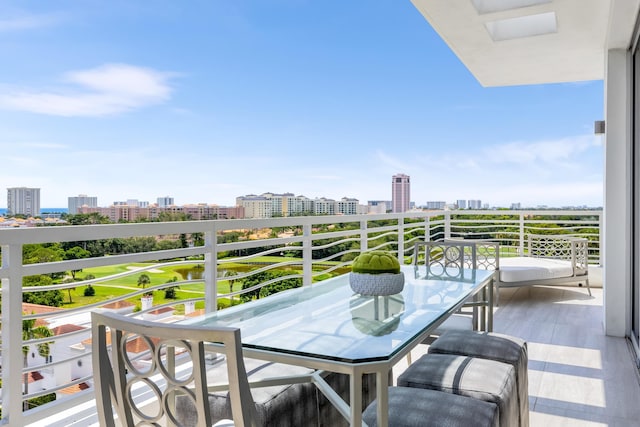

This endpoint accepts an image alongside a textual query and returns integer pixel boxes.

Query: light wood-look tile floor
[397,285,640,427]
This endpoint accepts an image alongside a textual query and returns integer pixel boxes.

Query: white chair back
[92,311,258,427]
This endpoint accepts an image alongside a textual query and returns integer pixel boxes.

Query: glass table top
[184,266,493,364]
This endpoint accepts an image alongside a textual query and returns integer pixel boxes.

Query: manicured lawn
[62,257,345,310]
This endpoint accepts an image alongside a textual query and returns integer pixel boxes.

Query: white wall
[603,48,632,337]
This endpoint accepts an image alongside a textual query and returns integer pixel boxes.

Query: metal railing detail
[0,209,601,425]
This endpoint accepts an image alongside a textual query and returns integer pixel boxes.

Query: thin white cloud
[375,149,413,172]
[484,135,599,166]
[0,64,175,117]
[22,142,68,149]
[0,13,64,32]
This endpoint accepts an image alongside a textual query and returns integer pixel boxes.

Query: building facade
[7,187,40,216]
[391,174,410,213]
[157,196,174,208]
[425,201,446,210]
[78,204,244,222]
[367,200,392,214]
[67,194,98,214]
[237,193,358,218]
[468,199,482,209]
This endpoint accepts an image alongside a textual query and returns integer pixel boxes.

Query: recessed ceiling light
[471,0,552,15]
[485,12,557,41]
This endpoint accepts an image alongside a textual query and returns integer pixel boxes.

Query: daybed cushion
[499,257,574,283]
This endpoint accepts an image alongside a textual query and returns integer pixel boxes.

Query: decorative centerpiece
[349,251,404,296]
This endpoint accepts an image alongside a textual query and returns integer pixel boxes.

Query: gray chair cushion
[176,357,380,426]
[363,387,499,427]
[398,354,517,427]
[428,330,529,427]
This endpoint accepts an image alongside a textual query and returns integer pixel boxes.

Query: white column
[603,48,632,337]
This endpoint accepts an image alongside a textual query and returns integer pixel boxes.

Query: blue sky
[0,1,604,209]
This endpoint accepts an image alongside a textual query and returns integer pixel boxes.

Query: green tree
[63,213,111,225]
[64,246,91,279]
[22,317,53,410]
[137,273,151,289]
[240,271,302,302]
[122,237,157,254]
[220,270,239,301]
[164,276,179,299]
[84,284,96,297]
[23,244,65,280]
[22,275,64,307]
[62,278,76,304]
[83,273,96,296]
[137,273,153,296]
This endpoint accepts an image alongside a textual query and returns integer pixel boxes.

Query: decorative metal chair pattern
[413,241,478,281]
[91,311,258,427]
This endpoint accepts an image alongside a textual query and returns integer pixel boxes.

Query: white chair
[91,311,258,427]
[413,241,479,332]
[413,240,478,281]
[406,241,480,364]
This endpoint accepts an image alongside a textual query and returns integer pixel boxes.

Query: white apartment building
[468,199,482,209]
[68,194,97,214]
[236,194,272,218]
[337,197,359,215]
[368,200,391,214]
[157,196,174,207]
[7,187,40,216]
[425,201,446,210]
[237,193,356,218]
[313,197,336,215]
[456,199,467,209]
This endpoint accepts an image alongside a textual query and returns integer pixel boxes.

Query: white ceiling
[410,0,640,87]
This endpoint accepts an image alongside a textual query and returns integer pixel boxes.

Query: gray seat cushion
[428,330,529,427]
[363,387,499,427]
[398,354,517,427]
[176,357,379,426]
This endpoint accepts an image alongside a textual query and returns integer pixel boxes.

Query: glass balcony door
[632,32,640,361]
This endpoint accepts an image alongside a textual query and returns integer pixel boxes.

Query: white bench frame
[443,235,591,304]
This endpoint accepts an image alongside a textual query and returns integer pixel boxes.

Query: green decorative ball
[351,251,401,275]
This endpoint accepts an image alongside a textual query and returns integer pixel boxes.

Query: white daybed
[474,234,592,303]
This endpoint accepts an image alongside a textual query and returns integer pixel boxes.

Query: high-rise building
[391,174,410,213]
[7,187,40,216]
[157,196,174,207]
[236,193,346,218]
[468,199,482,209]
[456,199,467,209]
[68,194,98,214]
[368,200,391,214]
[425,201,446,210]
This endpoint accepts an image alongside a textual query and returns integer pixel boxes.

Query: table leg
[350,371,364,426]
[376,369,389,427]
[488,277,494,332]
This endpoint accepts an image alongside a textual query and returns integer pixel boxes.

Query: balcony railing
[0,209,601,425]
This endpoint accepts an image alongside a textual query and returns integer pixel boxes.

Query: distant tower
[392,174,410,213]
[7,187,41,216]
[157,196,174,207]
[68,194,98,214]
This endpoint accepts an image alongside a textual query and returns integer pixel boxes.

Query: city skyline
[0,1,603,209]
[1,188,598,212]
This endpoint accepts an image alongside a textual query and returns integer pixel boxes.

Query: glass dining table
[185,265,495,426]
